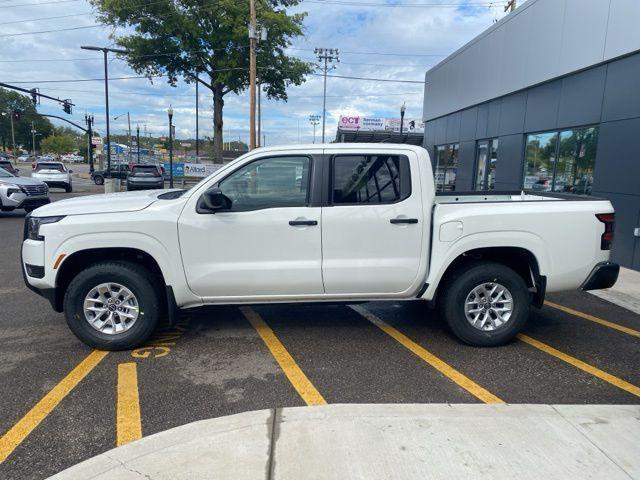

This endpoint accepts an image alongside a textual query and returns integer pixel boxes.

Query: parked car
[0,166,49,212]
[17,155,34,163]
[31,161,73,192]
[91,163,129,185]
[126,164,164,191]
[0,159,20,176]
[61,154,85,163]
[21,144,618,350]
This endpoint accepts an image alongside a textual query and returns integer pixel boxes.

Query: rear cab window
[131,165,160,175]
[331,154,411,205]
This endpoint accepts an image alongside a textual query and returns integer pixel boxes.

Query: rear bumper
[581,262,619,291]
[42,181,70,189]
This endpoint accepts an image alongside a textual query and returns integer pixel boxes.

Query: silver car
[32,161,73,192]
[0,167,50,213]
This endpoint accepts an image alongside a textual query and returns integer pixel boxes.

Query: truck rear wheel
[439,261,530,347]
[94,175,104,185]
[63,261,160,350]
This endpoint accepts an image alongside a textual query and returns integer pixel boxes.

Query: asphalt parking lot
[1,186,639,479]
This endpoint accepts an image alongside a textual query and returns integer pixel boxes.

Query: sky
[0,0,518,146]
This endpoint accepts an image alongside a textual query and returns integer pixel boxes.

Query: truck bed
[435,191,597,204]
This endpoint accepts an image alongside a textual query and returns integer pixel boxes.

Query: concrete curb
[49,404,640,479]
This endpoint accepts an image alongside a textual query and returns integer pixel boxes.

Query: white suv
[31,161,73,192]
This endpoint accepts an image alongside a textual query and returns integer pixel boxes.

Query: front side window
[332,154,409,204]
[218,156,310,211]
[524,127,598,194]
[435,144,459,191]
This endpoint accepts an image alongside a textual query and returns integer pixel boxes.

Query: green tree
[0,88,53,154]
[91,0,312,162]
[41,134,76,157]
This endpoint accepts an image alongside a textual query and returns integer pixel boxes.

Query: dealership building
[422,0,640,270]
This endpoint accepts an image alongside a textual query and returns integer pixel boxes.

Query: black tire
[65,184,73,193]
[63,261,161,350]
[439,261,530,347]
[94,175,104,185]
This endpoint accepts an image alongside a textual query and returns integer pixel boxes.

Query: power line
[0,11,93,25]
[0,24,102,38]
[305,0,498,7]
[0,0,82,9]
[289,47,446,57]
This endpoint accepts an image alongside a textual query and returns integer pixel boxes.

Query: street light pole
[85,114,94,173]
[309,115,320,144]
[195,78,199,159]
[81,45,127,178]
[400,102,406,137]
[31,122,36,157]
[136,124,140,163]
[168,105,174,189]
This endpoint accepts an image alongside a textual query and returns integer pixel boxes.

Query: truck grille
[21,184,48,196]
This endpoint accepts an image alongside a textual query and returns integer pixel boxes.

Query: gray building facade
[423,0,640,270]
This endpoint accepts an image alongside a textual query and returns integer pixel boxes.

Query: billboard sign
[183,163,224,177]
[162,162,184,177]
[338,115,424,133]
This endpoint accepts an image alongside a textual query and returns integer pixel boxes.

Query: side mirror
[200,186,232,213]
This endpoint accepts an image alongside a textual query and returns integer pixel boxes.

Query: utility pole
[314,48,339,143]
[81,45,127,181]
[2,111,17,161]
[505,0,516,12]
[195,77,199,158]
[309,115,320,144]
[248,0,257,150]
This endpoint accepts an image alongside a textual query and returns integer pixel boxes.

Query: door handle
[289,219,318,226]
[390,218,418,225]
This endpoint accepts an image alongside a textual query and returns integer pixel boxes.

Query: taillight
[596,213,615,250]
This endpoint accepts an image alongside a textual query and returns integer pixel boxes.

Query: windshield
[36,162,65,172]
[0,166,14,178]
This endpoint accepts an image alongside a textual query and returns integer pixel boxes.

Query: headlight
[25,215,65,241]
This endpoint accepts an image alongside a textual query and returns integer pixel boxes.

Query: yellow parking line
[517,334,640,398]
[116,363,142,446]
[241,306,327,406]
[0,349,108,464]
[544,300,640,338]
[351,306,504,404]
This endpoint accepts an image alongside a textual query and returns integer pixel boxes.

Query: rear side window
[332,154,411,205]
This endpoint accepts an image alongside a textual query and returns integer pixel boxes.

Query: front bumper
[581,261,619,291]
[1,190,50,210]
[21,240,59,311]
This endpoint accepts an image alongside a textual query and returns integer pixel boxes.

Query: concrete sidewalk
[50,404,640,480]
[590,266,640,315]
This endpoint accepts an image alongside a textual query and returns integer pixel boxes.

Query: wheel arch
[425,246,546,307]
[53,247,167,312]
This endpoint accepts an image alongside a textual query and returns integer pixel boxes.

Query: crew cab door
[321,149,424,295]
[178,152,324,299]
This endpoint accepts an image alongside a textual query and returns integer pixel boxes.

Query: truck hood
[33,189,166,217]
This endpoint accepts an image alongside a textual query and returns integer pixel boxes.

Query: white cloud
[0,0,511,145]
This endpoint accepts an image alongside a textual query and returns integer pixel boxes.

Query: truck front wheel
[63,261,160,350]
[439,261,530,347]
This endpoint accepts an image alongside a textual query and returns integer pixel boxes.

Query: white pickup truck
[22,144,619,350]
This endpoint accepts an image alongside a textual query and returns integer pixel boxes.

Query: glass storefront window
[524,132,558,192]
[435,143,459,191]
[554,127,598,195]
[475,138,498,190]
[524,127,598,195]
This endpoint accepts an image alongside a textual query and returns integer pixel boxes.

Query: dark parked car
[91,163,129,185]
[0,159,20,176]
[126,164,164,191]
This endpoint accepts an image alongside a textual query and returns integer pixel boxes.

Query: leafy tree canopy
[91,0,313,160]
[41,134,76,156]
[0,88,54,153]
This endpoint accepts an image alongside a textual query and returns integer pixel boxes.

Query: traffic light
[30,88,39,106]
[62,100,72,114]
